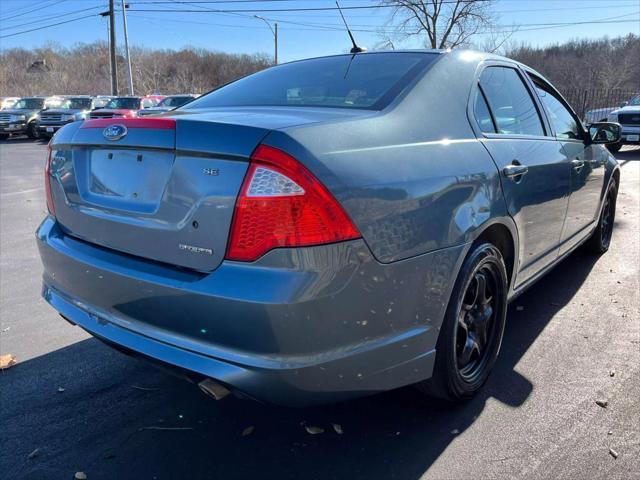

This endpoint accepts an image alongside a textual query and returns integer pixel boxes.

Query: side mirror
[619,101,628,108]
[589,122,621,145]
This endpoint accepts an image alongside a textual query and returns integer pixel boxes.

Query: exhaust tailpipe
[198,378,231,401]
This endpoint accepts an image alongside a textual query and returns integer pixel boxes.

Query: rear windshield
[185,53,437,111]
[159,96,194,108]
[105,97,140,109]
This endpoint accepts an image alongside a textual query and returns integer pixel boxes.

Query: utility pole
[274,23,278,65]
[108,0,118,95]
[121,0,134,95]
[122,0,133,95]
[254,15,278,65]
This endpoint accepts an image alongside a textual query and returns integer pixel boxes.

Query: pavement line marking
[0,187,44,197]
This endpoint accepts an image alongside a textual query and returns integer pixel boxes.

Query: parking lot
[1,138,638,480]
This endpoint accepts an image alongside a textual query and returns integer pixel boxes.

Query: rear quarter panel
[269,51,511,263]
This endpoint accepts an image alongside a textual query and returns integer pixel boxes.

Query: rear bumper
[37,217,465,405]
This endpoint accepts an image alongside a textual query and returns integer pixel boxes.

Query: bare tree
[380,0,498,49]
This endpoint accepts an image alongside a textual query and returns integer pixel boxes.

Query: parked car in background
[0,96,61,139]
[606,93,640,152]
[36,96,97,138]
[137,94,198,116]
[38,50,621,406]
[92,95,114,109]
[0,97,20,110]
[88,95,164,119]
[584,106,618,124]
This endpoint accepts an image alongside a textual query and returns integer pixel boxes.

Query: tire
[416,243,508,401]
[607,142,622,154]
[585,181,617,254]
[26,122,39,139]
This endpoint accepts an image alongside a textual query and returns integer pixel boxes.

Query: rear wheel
[585,181,617,254]
[416,243,508,401]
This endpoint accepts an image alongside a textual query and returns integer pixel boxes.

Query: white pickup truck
[606,94,640,153]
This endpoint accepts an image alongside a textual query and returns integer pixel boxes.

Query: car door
[473,65,571,287]
[527,74,607,255]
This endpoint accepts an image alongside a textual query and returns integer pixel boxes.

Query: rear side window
[473,89,496,133]
[533,84,581,140]
[479,67,544,136]
[184,53,438,110]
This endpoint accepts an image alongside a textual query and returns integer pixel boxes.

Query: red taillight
[225,145,360,262]
[45,146,55,216]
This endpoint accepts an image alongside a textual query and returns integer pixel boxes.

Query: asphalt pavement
[1,137,638,480]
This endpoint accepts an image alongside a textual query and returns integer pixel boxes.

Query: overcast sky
[1,0,639,62]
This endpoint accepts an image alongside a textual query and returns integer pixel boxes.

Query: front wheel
[416,243,508,401]
[585,181,617,254]
[26,122,39,139]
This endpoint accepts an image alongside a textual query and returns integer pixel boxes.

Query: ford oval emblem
[103,124,128,141]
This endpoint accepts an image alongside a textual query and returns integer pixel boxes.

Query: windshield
[13,98,45,110]
[61,98,93,110]
[105,97,140,109]
[629,95,640,106]
[185,53,436,111]
[159,96,194,108]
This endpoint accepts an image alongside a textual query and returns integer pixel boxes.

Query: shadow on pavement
[1,247,602,480]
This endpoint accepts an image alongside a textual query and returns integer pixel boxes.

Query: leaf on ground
[74,472,87,480]
[596,399,608,408]
[331,423,343,435]
[305,426,324,435]
[242,426,254,436]
[609,447,619,459]
[57,387,65,393]
[27,448,40,459]
[0,354,16,370]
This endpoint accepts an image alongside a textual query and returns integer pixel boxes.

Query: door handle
[571,159,585,171]
[503,164,529,180]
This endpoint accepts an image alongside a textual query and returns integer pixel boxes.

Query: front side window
[479,67,544,136]
[533,84,581,140]
[184,53,437,111]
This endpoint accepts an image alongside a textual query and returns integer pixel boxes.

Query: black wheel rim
[600,193,614,248]
[456,263,500,382]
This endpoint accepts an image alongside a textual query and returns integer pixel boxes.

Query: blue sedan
[37,50,621,405]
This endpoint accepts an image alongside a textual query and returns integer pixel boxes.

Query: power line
[125,12,639,35]
[0,14,99,39]
[125,2,484,13]
[0,6,106,32]
[0,0,68,22]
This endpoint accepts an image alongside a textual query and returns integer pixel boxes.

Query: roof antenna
[336,1,366,54]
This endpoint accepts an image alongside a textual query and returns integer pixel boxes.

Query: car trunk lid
[49,117,267,272]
